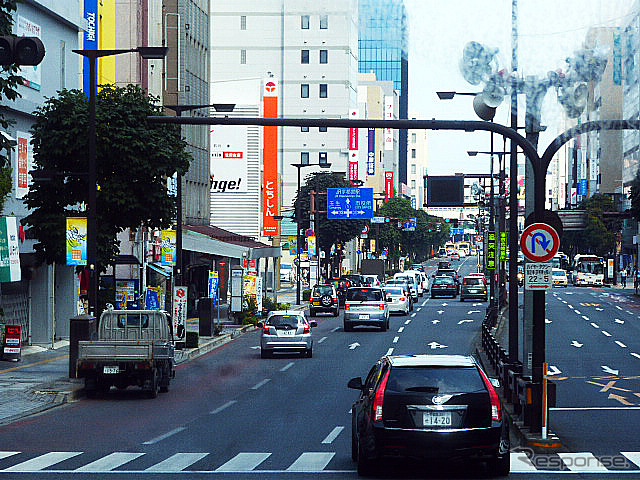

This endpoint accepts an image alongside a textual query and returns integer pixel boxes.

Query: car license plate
[359,314,370,320]
[281,330,296,335]
[103,366,119,374]
[423,411,452,426]
[470,289,479,293]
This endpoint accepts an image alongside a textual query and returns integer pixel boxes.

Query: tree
[22,85,191,270]
[0,0,24,210]
[293,172,366,277]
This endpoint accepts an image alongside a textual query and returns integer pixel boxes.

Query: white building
[408,117,428,210]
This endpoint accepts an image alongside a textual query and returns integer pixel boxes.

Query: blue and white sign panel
[328,188,374,219]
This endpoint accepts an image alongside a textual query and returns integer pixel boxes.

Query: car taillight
[309,296,314,302]
[345,304,351,311]
[303,324,310,334]
[373,369,391,421]
[379,303,385,311]
[400,297,405,301]
[479,367,502,422]
[333,297,339,302]
[263,324,271,335]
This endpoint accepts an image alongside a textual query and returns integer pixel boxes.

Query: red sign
[349,159,358,183]
[223,152,243,159]
[349,128,358,150]
[385,171,394,202]
[263,80,279,236]
[17,136,28,190]
[519,223,560,263]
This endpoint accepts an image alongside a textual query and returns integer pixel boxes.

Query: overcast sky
[404,0,634,175]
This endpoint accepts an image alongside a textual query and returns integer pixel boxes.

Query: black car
[430,275,457,298]
[309,284,340,316]
[332,278,355,306]
[434,268,460,293]
[437,261,451,270]
[348,354,509,476]
[342,274,365,286]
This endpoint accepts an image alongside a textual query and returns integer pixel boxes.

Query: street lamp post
[72,46,168,317]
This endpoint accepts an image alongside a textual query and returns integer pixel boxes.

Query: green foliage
[261,296,289,316]
[561,194,620,257]
[22,85,191,269]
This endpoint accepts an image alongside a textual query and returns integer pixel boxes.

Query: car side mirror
[348,377,364,390]
[489,377,501,388]
[309,320,318,328]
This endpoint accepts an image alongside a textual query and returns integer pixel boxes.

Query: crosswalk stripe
[76,452,144,472]
[3,452,83,471]
[215,453,271,472]
[622,452,640,468]
[0,452,20,461]
[321,426,344,444]
[145,453,209,471]
[510,452,537,472]
[558,452,608,472]
[286,452,335,472]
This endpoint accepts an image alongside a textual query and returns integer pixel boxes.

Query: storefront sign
[367,128,375,176]
[263,78,279,236]
[0,217,20,282]
[385,171,394,201]
[486,231,497,270]
[66,217,87,266]
[172,286,188,340]
[14,131,32,199]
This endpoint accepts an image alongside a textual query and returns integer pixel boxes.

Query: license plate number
[103,366,119,374]
[359,314,370,320]
[281,330,296,336]
[423,411,452,426]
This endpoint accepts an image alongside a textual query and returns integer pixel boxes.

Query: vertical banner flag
[385,171,394,202]
[172,286,188,340]
[308,236,317,256]
[384,96,394,150]
[66,217,87,266]
[83,0,98,95]
[161,229,176,266]
[263,78,279,236]
[349,109,359,183]
[0,217,20,282]
[14,131,32,199]
[486,231,497,270]
[367,128,375,176]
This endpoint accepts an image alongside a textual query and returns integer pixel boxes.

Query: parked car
[430,275,458,298]
[348,354,510,476]
[552,269,568,287]
[460,275,488,302]
[259,311,316,358]
[280,263,294,282]
[344,287,390,332]
[309,284,340,316]
[383,286,410,315]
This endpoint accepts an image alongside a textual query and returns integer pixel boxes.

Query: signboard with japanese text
[0,217,20,282]
[263,78,279,236]
[308,235,316,256]
[525,262,553,290]
[172,286,188,340]
[327,188,374,219]
[367,129,375,176]
[14,131,32,199]
[210,125,248,193]
[500,232,507,261]
[384,96,394,150]
[385,171,394,201]
[161,230,176,266]
[486,231,497,270]
[66,217,87,266]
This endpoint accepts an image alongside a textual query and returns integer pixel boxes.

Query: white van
[394,271,423,297]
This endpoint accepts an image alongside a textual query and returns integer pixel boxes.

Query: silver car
[383,286,410,315]
[259,311,316,358]
[343,287,390,331]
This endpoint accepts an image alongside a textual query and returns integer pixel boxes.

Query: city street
[2,257,640,478]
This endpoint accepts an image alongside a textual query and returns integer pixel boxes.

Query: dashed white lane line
[590,323,600,329]
[210,401,237,415]
[143,427,186,445]
[582,315,589,321]
[251,379,271,390]
[574,310,581,315]
[616,319,625,324]
[318,337,327,344]
[386,348,394,356]
[411,313,417,318]
[393,336,399,343]
[280,362,295,372]
[616,341,628,348]
[398,327,405,333]
[404,319,411,325]
[616,305,623,311]
[602,331,612,337]
[321,426,344,444]
[632,353,640,360]
[331,327,340,332]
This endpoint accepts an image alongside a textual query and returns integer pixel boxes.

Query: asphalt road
[2,256,640,479]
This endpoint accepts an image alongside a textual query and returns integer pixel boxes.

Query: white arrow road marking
[432,319,440,324]
[602,331,612,337]
[616,318,625,324]
[582,315,589,321]
[632,353,640,360]
[437,310,444,314]
[457,319,473,325]
[616,341,628,348]
[467,310,481,314]
[590,323,600,329]
[601,365,619,375]
[349,343,360,350]
[547,365,562,376]
[571,341,583,348]
[428,341,448,349]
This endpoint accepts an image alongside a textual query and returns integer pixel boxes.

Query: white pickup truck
[76,310,175,398]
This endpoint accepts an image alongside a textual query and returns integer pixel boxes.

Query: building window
[411,148,416,158]
[301,126,309,132]
[320,14,328,29]
[240,15,246,30]
[319,49,328,64]
[411,180,416,190]
[301,152,309,165]
[301,15,309,29]
[411,164,416,174]
[301,49,309,64]
[411,133,417,143]
[240,49,246,64]
[319,126,327,132]
[301,84,309,98]
[319,152,328,166]
[319,84,328,98]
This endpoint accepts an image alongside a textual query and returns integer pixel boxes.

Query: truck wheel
[147,369,159,398]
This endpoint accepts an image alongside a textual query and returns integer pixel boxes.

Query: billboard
[426,176,464,206]
[210,125,248,193]
[263,79,279,236]
[14,131,32,199]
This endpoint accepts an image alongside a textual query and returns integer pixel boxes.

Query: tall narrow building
[358,0,408,189]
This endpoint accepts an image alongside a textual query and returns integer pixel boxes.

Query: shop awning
[148,263,172,277]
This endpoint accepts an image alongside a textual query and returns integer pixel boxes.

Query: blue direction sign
[327,188,374,219]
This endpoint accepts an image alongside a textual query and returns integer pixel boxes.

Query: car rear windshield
[553,270,565,276]
[268,315,301,327]
[386,366,486,394]
[313,286,334,296]
[346,288,383,301]
[384,287,403,296]
[434,277,454,284]
[117,314,149,328]
[463,278,482,285]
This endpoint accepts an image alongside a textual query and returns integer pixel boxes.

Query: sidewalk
[0,291,308,426]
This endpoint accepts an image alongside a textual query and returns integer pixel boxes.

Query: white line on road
[145,453,209,472]
[616,341,628,348]
[405,319,411,325]
[393,336,399,343]
[398,327,404,333]
[602,331,612,337]
[616,305,623,310]
[331,327,340,332]
[251,379,271,390]
[210,401,237,415]
[590,323,600,329]
[142,427,185,445]
[318,336,327,344]
[558,453,608,472]
[568,305,574,309]
[562,300,567,304]
[628,311,635,315]
[551,406,640,411]
[76,453,145,472]
[582,315,589,321]
[321,426,345,444]
[616,318,625,324]
[3,452,83,471]
[574,310,581,315]
[632,353,640,360]
[386,348,394,356]
[411,312,417,318]
[287,452,335,472]
[416,307,422,312]
[216,453,271,472]
[280,362,295,371]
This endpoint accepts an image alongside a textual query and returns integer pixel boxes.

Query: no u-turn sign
[520,223,560,263]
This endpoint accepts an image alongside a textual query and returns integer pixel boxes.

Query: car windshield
[386,367,486,394]
[553,270,565,276]
[434,277,454,285]
[346,288,383,301]
[313,286,334,296]
[463,278,482,285]
[384,287,404,296]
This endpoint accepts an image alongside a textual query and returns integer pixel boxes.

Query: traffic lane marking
[0,354,68,375]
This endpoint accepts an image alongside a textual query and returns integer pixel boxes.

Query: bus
[456,242,471,256]
[445,242,456,255]
[571,254,604,286]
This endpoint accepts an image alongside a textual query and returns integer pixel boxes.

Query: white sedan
[383,286,410,315]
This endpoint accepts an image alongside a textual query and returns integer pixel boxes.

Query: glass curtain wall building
[359,0,409,184]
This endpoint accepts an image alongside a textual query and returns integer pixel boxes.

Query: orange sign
[263,79,279,236]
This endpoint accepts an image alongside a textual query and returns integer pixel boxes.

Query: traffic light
[0,36,45,66]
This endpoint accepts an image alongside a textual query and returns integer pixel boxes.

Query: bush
[302,289,311,301]
[261,296,290,316]
[186,331,199,348]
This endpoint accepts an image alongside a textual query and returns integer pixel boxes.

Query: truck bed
[78,340,172,362]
